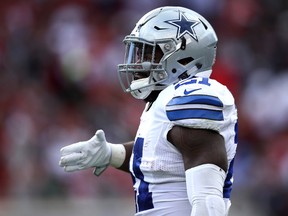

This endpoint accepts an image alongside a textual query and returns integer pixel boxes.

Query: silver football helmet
[117,6,218,99]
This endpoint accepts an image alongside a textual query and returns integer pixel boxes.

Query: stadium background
[0,0,287,215]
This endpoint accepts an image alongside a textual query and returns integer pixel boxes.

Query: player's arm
[117,141,133,172]
[168,126,228,216]
[168,126,227,171]
[59,130,133,175]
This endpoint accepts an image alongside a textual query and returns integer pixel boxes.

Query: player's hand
[59,130,111,175]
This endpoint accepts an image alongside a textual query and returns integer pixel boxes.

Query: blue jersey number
[132,137,154,212]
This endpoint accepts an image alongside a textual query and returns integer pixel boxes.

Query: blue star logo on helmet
[166,12,200,41]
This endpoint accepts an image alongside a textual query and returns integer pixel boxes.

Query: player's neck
[144,90,161,103]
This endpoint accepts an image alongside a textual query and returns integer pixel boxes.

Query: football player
[59,6,238,216]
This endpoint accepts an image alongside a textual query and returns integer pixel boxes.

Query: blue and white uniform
[130,76,238,216]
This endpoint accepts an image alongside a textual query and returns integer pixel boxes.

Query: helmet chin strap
[130,78,149,91]
[130,78,152,99]
[130,76,166,99]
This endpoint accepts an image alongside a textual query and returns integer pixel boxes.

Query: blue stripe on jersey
[167,95,223,107]
[167,108,224,121]
[223,158,235,198]
[132,137,154,212]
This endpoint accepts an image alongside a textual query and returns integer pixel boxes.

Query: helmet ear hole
[196,63,202,69]
[177,57,194,66]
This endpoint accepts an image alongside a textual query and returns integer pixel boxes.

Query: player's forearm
[116,141,134,173]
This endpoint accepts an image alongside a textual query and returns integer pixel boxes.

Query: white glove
[59,130,112,176]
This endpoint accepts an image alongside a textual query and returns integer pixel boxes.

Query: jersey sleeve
[165,77,236,133]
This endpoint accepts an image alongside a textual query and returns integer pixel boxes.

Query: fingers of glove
[93,166,107,176]
[60,142,85,156]
[63,165,85,172]
[59,152,85,167]
[95,130,106,142]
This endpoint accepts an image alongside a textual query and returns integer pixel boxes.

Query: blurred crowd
[0,0,288,215]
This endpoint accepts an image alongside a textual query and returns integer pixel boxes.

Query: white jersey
[129,76,238,216]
